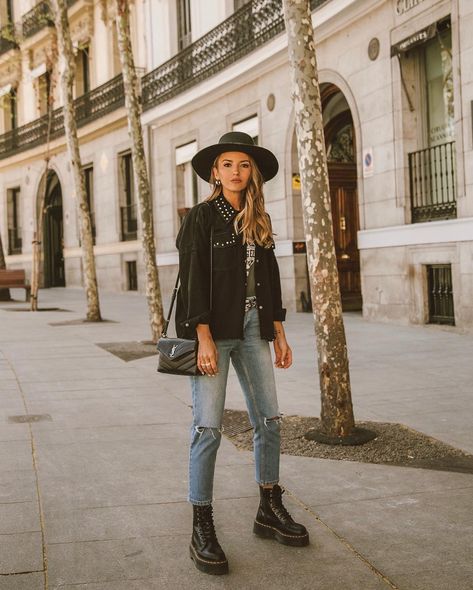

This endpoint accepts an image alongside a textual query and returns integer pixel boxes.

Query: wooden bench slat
[0,270,31,301]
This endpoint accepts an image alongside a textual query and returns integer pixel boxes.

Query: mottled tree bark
[114,0,164,342]
[51,0,102,321]
[30,146,52,310]
[283,0,356,439]
[0,228,11,301]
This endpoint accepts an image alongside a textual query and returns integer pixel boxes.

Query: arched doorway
[291,84,361,311]
[42,171,65,287]
[321,83,361,310]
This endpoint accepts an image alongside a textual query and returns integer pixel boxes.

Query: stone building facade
[1,0,472,331]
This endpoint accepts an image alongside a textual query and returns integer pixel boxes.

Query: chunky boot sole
[189,544,229,575]
[253,520,310,547]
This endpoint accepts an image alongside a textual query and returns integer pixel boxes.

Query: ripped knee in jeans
[194,425,224,440]
[263,415,282,429]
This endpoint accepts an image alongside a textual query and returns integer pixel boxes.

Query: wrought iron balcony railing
[409,141,457,223]
[21,0,79,38]
[1,0,329,160]
[0,74,124,160]
[142,0,329,110]
[0,25,18,55]
[427,264,455,325]
[22,1,54,38]
[8,229,22,255]
[120,205,138,241]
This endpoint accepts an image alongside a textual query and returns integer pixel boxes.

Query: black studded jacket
[175,193,286,341]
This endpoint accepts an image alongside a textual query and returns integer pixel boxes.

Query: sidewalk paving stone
[1,287,472,589]
[0,573,44,590]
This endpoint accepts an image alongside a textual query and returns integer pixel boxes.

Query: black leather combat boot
[253,484,310,547]
[190,504,229,575]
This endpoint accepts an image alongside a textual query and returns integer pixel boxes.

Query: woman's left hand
[273,322,292,369]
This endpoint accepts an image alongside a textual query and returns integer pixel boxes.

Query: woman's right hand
[196,324,219,376]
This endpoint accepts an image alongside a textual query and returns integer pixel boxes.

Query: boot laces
[270,487,293,522]
[197,505,217,542]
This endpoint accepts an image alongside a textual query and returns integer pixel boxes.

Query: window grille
[427,264,454,325]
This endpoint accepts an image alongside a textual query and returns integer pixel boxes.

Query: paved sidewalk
[0,287,472,590]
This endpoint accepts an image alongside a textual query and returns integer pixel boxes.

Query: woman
[176,131,309,575]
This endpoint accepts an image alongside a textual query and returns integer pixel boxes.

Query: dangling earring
[215,179,221,186]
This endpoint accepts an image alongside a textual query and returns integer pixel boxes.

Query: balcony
[22,0,79,38]
[0,74,124,160]
[120,204,138,241]
[8,228,22,255]
[409,142,457,223]
[0,0,329,161]
[142,0,329,110]
[0,25,18,55]
[22,2,54,38]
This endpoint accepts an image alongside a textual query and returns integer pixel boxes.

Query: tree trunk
[51,0,102,321]
[30,159,49,311]
[30,48,57,311]
[283,0,374,444]
[114,0,164,342]
[0,229,11,301]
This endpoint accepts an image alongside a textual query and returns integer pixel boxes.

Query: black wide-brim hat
[191,131,279,182]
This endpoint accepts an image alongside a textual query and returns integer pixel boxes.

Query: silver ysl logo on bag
[170,344,178,357]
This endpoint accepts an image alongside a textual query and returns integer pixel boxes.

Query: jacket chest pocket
[212,231,240,271]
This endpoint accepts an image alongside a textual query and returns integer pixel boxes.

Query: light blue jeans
[188,307,281,505]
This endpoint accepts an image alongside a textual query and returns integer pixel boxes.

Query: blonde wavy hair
[206,154,274,248]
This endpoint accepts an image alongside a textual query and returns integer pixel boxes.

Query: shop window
[398,19,456,222]
[176,140,198,221]
[119,152,138,241]
[7,187,21,255]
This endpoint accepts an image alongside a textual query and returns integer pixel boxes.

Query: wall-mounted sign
[395,0,427,16]
[391,24,436,56]
[363,147,374,178]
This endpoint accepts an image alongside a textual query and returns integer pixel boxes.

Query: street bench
[0,269,31,302]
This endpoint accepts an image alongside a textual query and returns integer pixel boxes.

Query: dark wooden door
[328,162,361,311]
[44,184,65,288]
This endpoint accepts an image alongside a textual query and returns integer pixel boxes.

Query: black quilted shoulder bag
[156,223,213,377]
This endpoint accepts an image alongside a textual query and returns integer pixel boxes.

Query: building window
[119,152,138,241]
[404,19,456,223]
[75,45,90,96]
[234,0,251,10]
[1,87,17,132]
[7,187,21,255]
[177,0,192,50]
[126,260,138,291]
[423,24,454,147]
[233,114,259,144]
[37,71,51,116]
[427,264,454,325]
[0,0,13,26]
[83,165,96,243]
[175,140,198,221]
[111,25,121,76]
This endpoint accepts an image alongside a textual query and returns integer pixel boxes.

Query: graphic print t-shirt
[246,242,256,297]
